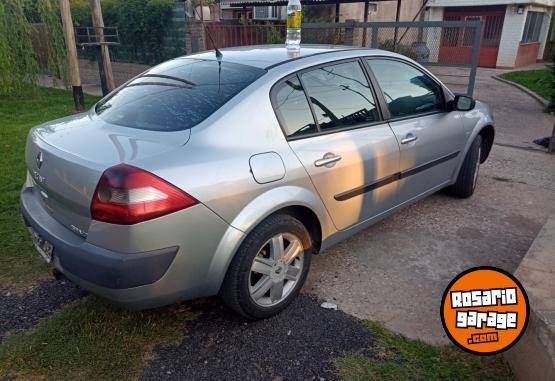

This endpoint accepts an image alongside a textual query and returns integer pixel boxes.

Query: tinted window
[95,59,265,131]
[273,77,318,138]
[367,59,444,118]
[300,61,379,131]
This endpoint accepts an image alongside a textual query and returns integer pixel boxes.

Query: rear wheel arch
[210,200,327,295]
[269,205,322,254]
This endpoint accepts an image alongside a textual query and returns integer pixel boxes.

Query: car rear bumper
[20,185,244,308]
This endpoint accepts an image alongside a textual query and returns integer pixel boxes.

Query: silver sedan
[21,45,494,319]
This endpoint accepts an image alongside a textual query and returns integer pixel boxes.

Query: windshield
[95,58,266,131]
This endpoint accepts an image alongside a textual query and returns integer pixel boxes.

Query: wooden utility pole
[59,0,85,111]
[90,0,115,95]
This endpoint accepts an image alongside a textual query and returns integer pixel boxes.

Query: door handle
[401,134,418,144]
[314,153,342,168]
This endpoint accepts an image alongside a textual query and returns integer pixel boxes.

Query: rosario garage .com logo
[441,266,529,355]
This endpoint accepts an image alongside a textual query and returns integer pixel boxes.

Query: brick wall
[515,42,541,67]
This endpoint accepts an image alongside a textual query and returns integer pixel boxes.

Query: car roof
[187,44,388,69]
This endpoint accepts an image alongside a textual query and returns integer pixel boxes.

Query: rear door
[273,59,400,231]
[365,58,466,204]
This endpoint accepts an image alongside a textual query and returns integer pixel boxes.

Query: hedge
[71,0,178,64]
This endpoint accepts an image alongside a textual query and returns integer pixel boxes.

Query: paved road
[305,67,555,344]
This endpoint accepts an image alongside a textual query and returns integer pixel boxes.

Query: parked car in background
[21,45,494,319]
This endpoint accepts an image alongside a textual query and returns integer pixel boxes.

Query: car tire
[220,213,312,319]
[446,135,482,198]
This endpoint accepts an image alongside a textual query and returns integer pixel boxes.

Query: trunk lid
[25,112,189,237]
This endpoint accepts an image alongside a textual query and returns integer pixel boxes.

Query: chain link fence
[303,20,482,96]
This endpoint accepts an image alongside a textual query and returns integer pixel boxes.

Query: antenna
[190,1,222,90]
[190,1,223,62]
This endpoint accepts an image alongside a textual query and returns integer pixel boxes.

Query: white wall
[497,4,553,67]
[340,0,423,22]
[496,5,528,67]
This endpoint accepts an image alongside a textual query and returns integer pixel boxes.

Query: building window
[522,11,545,43]
[254,6,268,19]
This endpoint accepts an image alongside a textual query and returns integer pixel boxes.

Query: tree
[0,0,67,96]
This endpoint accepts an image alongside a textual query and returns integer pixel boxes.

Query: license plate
[28,227,54,263]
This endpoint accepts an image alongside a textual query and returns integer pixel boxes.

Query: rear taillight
[91,164,197,224]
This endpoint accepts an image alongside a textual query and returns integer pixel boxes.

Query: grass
[332,322,511,381]
[498,68,552,101]
[0,296,195,380]
[0,87,100,292]
[0,87,198,381]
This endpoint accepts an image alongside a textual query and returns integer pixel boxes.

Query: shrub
[0,0,66,95]
[267,27,284,44]
[70,0,176,64]
[378,39,418,60]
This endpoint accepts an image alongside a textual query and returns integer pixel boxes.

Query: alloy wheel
[248,233,304,307]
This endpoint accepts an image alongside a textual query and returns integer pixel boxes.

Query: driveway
[305,66,555,344]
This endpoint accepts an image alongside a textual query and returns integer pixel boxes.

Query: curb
[492,75,549,108]
[504,212,555,380]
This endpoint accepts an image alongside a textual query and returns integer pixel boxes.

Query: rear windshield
[95,58,266,131]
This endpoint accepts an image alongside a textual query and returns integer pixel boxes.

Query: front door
[272,60,400,230]
[366,58,467,203]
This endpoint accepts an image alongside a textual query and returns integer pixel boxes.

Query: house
[218,0,419,22]
[342,0,554,68]
[425,0,554,68]
[219,2,254,19]
[253,4,286,20]
[220,0,286,20]
[216,0,553,68]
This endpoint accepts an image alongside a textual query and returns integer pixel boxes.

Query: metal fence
[205,24,286,47]
[302,20,483,96]
[203,20,482,96]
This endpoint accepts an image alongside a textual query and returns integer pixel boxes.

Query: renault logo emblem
[36,151,43,169]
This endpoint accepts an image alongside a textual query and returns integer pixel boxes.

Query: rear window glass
[273,76,318,138]
[95,58,266,131]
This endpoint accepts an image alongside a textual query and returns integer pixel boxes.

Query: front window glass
[300,61,379,131]
[95,58,266,131]
[367,59,444,118]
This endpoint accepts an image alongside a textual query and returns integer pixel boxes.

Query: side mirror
[450,95,476,111]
